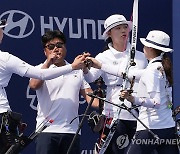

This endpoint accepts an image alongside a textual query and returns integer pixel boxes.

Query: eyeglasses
[45,42,64,50]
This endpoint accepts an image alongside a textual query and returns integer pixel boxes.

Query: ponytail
[162,53,173,86]
[154,49,173,86]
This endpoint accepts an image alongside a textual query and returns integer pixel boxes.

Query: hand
[120,90,134,103]
[46,51,59,66]
[120,90,130,99]
[82,51,91,57]
[71,55,86,70]
[82,52,92,69]
[85,57,102,69]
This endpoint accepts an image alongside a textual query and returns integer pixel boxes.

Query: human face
[0,28,3,43]
[44,38,67,65]
[143,46,156,61]
[108,24,129,44]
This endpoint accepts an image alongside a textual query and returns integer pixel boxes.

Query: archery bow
[5,119,54,154]
[119,0,138,101]
[96,0,139,153]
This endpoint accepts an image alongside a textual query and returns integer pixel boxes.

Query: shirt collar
[148,56,162,65]
[45,60,69,68]
[108,42,130,57]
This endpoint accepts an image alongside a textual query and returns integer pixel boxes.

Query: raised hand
[85,57,102,69]
[71,55,86,70]
[46,51,59,66]
[120,90,134,103]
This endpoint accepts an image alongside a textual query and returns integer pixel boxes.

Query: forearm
[25,64,73,80]
[81,88,99,108]
[101,63,123,77]
[84,68,102,83]
[134,97,160,109]
[125,91,160,109]
[128,69,145,80]
[29,62,51,90]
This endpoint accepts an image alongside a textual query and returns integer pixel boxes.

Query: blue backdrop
[0,0,174,153]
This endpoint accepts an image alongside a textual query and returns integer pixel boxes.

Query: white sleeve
[101,63,123,77]
[134,92,160,109]
[80,78,91,90]
[25,65,72,80]
[101,63,145,81]
[128,69,145,80]
[6,54,73,80]
[100,50,147,79]
[6,54,32,76]
[84,67,102,83]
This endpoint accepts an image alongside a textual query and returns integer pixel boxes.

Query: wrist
[71,63,76,70]
[127,95,134,103]
[83,68,88,74]
[42,61,51,69]
[97,63,102,69]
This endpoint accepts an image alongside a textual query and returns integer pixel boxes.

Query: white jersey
[85,43,147,120]
[136,56,175,131]
[35,61,90,134]
[0,50,30,113]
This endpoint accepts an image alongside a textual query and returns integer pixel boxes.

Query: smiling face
[44,37,67,65]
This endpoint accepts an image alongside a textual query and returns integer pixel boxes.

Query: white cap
[140,30,173,52]
[102,14,132,40]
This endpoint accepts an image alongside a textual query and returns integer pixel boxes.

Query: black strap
[152,60,162,63]
[145,39,168,48]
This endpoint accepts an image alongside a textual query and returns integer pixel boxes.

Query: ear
[44,49,47,56]
[107,31,111,37]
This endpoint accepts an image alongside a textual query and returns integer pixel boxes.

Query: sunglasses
[45,42,64,50]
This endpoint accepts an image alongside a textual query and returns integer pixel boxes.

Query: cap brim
[140,38,173,53]
[102,21,132,40]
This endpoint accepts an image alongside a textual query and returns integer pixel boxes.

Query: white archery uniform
[0,51,73,113]
[34,61,90,134]
[84,43,147,120]
[134,56,175,131]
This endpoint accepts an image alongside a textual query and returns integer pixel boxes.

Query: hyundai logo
[0,10,35,38]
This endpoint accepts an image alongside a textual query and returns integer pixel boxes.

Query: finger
[75,55,83,59]
[82,52,91,57]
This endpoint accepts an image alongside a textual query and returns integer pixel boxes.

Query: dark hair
[155,49,173,86]
[162,53,173,86]
[102,37,112,51]
[41,30,66,48]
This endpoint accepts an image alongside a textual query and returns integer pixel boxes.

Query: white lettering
[40,16,54,35]
[97,20,104,40]
[131,139,136,144]
[83,19,96,39]
[176,139,180,145]
[166,139,172,144]
[69,18,81,38]
[40,16,104,40]
[141,139,148,145]
[159,139,165,144]
[54,17,67,32]
[171,139,176,145]
[153,139,159,144]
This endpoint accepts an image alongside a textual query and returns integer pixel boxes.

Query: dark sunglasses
[45,42,64,50]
